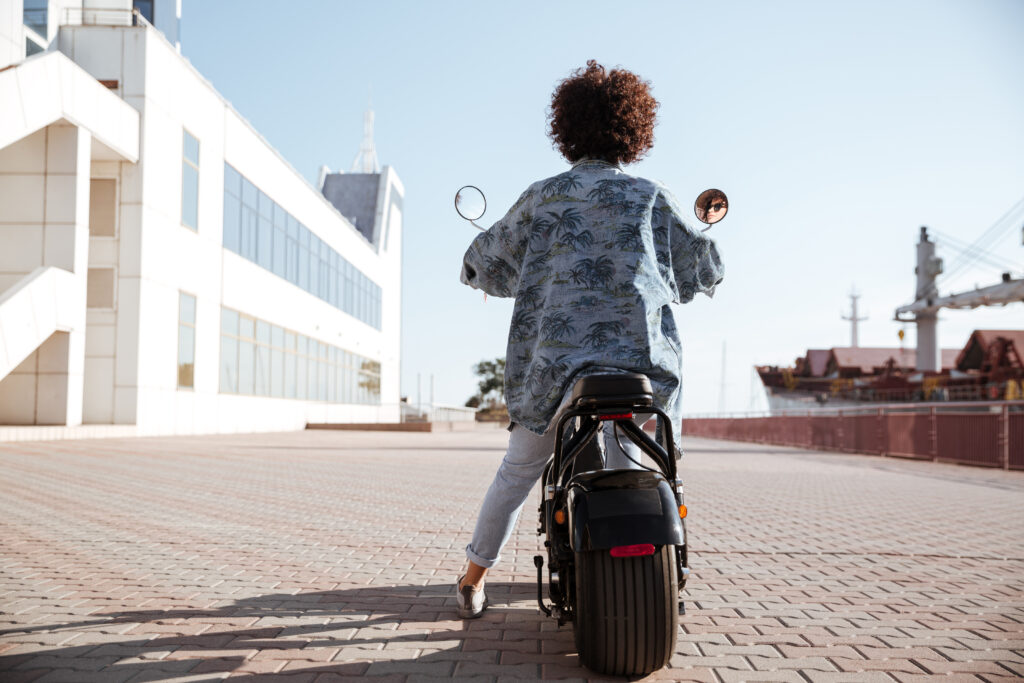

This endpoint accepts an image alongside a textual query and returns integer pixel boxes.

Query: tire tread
[573,545,678,676]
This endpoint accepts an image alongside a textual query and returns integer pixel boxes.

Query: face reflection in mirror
[455,185,487,222]
[694,188,729,227]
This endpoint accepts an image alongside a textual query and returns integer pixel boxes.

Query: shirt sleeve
[460,186,536,298]
[655,189,724,304]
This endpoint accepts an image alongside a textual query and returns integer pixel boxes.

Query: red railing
[684,401,1024,469]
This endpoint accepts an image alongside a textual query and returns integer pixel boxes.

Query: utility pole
[913,227,943,371]
[841,288,867,347]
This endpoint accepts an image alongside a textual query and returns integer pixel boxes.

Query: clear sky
[181,0,1024,414]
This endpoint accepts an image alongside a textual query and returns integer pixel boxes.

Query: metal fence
[400,403,478,423]
[683,401,1024,470]
[61,7,148,28]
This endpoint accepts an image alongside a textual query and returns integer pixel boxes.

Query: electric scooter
[535,372,688,676]
[453,184,726,676]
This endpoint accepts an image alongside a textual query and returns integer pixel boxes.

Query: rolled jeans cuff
[465,543,498,569]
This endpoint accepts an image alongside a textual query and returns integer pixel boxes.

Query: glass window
[220,309,239,393]
[320,344,329,401]
[222,191,240,253]
[220,335,237,393]
[298,229,310,292]
[329,253,339,308]
[181,130,199,231]
[327,347,337,402]
[258,189,273,219]
[296,336,308,400]
[25,36,44,56]
[254,320,270,396]
[272,227,286,277]
[221,308,239,335]
[320,252,330,303]
[89,179,117,237]
[23,1,47,35]
[286,228,298,284]
[271,325,284,397]
[257,213,272,270]
[308,341,320,402]
[272,204,287,278]
[133,0,154,24]
[344,261,354,313]
[241,175,257,210]
[224,163,241,197]
[239,315,254,339]
[335,362,344,404]
[177,292,196,389]
[241,204,258,261]
[284,331,297,399]
[342,352,352,403]
[238,338,254,395]
[238,315,255,395]
[217,166,383,324]
[309,236,320,298]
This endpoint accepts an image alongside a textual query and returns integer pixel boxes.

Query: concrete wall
[0,0,23,69]
[0,124,91,425]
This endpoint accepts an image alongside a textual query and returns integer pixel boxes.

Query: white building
[0,1,404,436]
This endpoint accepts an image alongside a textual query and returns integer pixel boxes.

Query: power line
[941,195,1024,281]
[931,228,1021,275]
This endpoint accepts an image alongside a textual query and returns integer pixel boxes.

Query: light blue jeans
[466,415,650,568]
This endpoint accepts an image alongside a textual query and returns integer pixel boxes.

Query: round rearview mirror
[455,185,487,223]
[694,188,728,229]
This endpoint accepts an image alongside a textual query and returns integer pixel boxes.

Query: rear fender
[567,470,684,552]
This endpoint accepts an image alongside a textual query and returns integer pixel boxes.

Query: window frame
[177,291,197,390]
[181,129,200,231]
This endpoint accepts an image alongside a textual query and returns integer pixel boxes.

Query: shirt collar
[571,158,622,171]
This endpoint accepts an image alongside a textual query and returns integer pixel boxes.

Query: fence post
[929,406,938,462]
[877,407,885,457]
[837,410,844,452]
[1000,404,1010,470]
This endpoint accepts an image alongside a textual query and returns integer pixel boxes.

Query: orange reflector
[554,509,566,525]
[609,544,656,558]
[679,505,688,519]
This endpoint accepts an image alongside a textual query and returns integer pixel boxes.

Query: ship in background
[757,213,1024,413]
[757,329,1024,412]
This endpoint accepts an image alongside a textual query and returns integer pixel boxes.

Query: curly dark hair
[547,60,659,165]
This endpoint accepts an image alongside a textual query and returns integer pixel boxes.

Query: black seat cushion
[570,373,653,407]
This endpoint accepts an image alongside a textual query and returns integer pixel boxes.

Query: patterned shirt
[461,159,724,437]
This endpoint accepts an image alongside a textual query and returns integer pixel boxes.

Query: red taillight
[609,544,656,558]
[600,413,634,420]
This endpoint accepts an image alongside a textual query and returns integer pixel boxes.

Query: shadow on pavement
[0,582,593,680]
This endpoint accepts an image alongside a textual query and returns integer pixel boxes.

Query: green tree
[467,357,506,409]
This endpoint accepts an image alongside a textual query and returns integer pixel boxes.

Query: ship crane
[895,221,1024,371]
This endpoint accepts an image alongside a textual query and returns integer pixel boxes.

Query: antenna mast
[350,103,381,173]
[841,288,868,347]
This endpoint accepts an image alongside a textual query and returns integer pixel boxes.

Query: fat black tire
[573,544,678,676]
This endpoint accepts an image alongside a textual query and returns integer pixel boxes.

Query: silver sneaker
[456,575,487,619]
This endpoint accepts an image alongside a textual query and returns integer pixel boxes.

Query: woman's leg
[464,423,558,585]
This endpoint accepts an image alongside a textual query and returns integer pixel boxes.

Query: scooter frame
[535,402,689,625]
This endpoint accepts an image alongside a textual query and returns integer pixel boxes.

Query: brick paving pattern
[0,431,1022,682]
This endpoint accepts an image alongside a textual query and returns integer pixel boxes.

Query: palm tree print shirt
[461,159,724,436]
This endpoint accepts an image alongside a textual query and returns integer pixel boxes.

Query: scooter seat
[570,373,654,409]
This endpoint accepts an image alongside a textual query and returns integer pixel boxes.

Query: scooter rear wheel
[573,544,678,676]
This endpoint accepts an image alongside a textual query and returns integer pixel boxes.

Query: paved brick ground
[0,431,1022,682]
